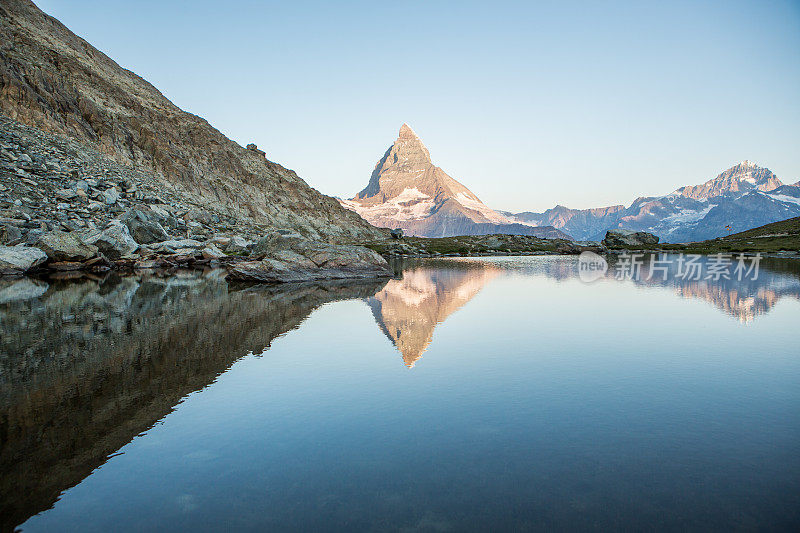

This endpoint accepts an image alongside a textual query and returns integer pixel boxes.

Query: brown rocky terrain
[0,0,383,241]
[0,1,397,282]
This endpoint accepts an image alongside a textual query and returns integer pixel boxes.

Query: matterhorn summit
[340,124,570,239]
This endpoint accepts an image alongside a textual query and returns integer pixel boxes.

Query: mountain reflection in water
[366,262,500,367]
[369,256,800,366]
[1,255,799,530]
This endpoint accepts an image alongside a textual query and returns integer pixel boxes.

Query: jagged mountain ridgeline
[340,124,571,239]
[0,0,381,241]
[505,161,800,242]
[340,121,799,243]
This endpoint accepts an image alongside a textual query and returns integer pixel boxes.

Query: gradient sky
[35,0,800,212]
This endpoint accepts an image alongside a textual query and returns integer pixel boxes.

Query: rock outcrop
[0,244,46,273]
[0,0,382,242]
[34,230,97,262]
[340,124,571,239]
[229,233,390,282]
[602,229,659,248]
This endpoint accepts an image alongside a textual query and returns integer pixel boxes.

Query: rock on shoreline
[228,238,390,282]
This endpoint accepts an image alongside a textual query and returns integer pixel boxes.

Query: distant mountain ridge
[340,124,571,239]
[506,161,800,242]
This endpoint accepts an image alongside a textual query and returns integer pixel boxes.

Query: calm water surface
[2,256,799,531]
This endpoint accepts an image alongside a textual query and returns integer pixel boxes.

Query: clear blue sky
[36,0,800,212]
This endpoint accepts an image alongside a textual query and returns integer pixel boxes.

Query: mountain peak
[674,161,782,200]
[398,123,418,140]
[343,125,570,238]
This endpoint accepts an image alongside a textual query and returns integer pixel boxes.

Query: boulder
[0,245,48,274]
[0,222,23,245]
[84,222,138,259]
[102,187,120,205]
[250,231,305,259]
[34,230,98,262]
[225,235,253,254]
[602,229,660,248]
[228,240,391,283]
[148,205,180,230]
[201,243,225,259]
[151,239,204,254]
[121,209,169,244]
[390,228,404,240]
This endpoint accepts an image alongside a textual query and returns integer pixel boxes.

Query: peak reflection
[365,261,501,367]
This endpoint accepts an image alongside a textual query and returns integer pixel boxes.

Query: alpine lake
[2,254,799,531]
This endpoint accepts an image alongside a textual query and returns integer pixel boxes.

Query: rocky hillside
[0,0,381,241]
[507,161,800,242]
[341,124,571,239]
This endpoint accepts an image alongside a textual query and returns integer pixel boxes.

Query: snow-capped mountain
[340,124,572,239]
[506,161,800,242]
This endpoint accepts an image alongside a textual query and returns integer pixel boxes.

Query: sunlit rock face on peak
[674,160,784,201]
[365,262,500,367]
[340,125,572,239]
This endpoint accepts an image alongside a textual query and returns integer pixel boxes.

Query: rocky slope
[507,161,800,242]
[0,114,391,281]
[340,124,571,239]
[0,0,382,241]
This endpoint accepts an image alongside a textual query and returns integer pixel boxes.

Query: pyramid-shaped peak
[398,123,419,140]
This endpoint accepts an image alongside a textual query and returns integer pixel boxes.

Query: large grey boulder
[228,238,391,283]
[121,209,169,244]
[151,239,204,254]
[0,222,23,245]
[602,229,660,248]
[201,243,225,259]
[0,245,48,274]
[34,230,98,261]
[250,231,305,259]
[225,235,253,254]
[84,222,138,260]
[102,187,119,205]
